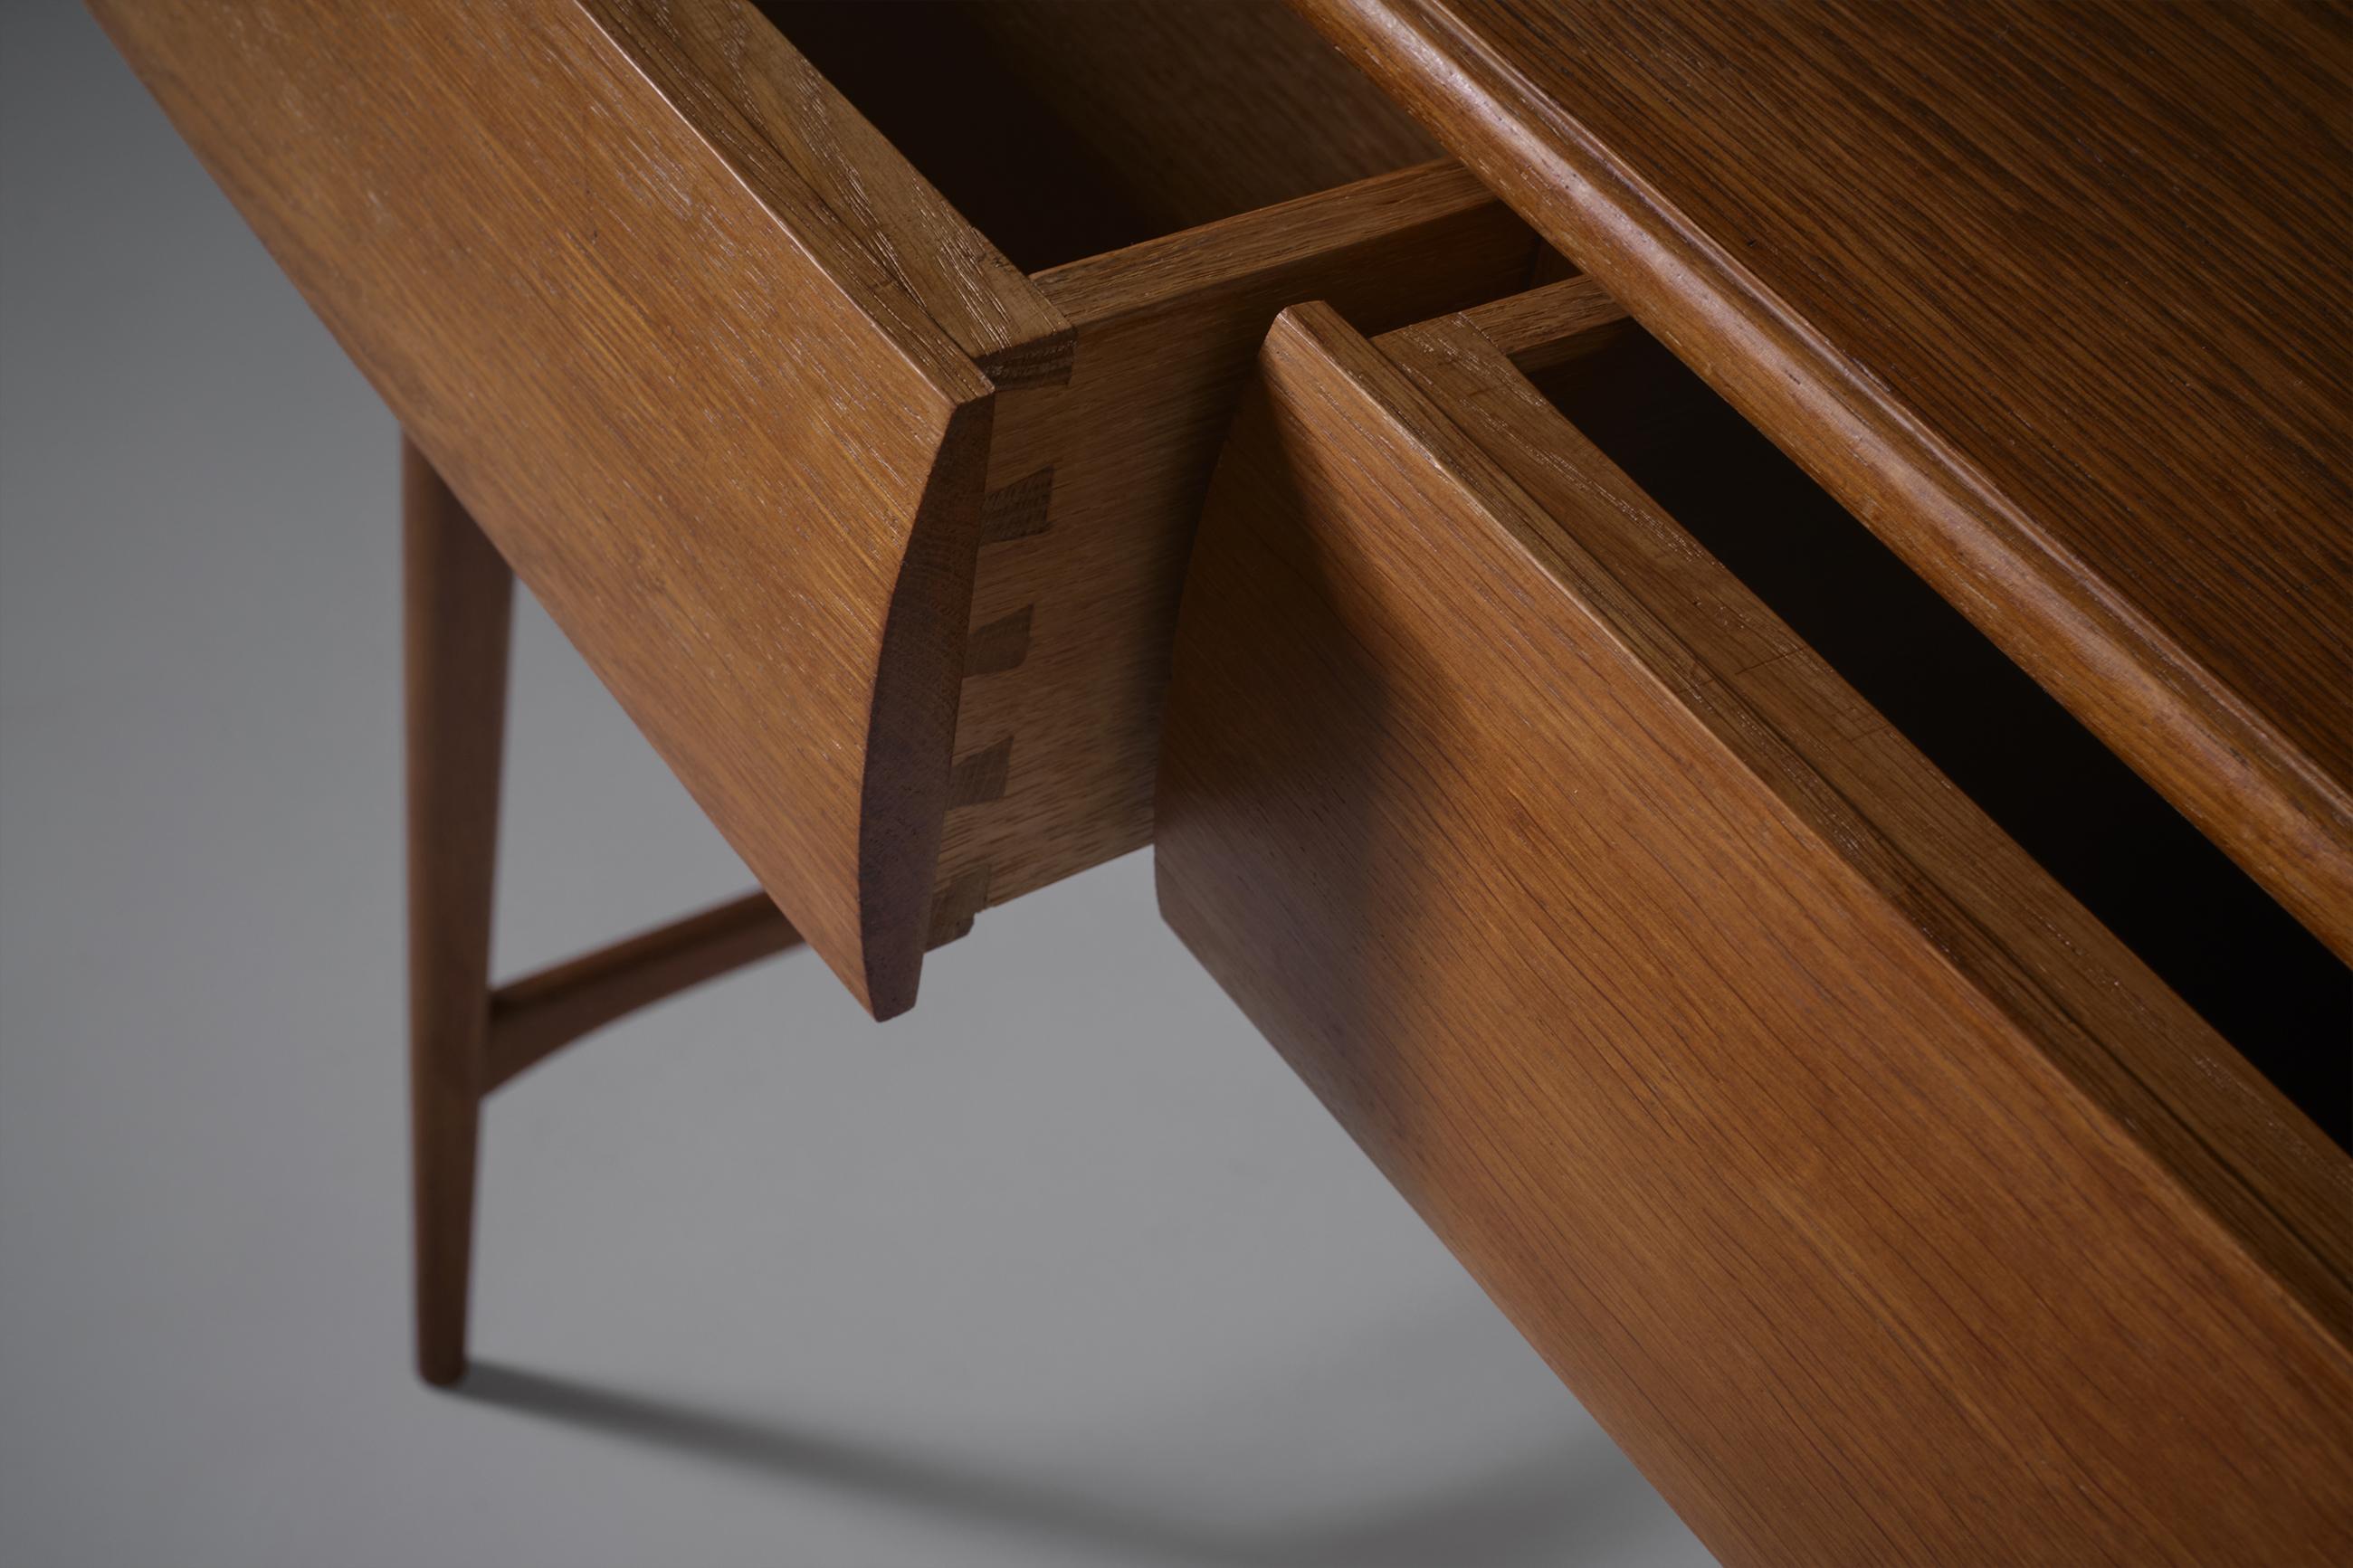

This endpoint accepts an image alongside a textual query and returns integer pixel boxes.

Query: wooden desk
[89,2,2353,1562]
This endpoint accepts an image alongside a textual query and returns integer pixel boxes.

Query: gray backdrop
[0,5,1707,1564]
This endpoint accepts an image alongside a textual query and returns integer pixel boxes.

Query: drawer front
[1155,297,2353,1565]
[96,0,1541,1015]
[91,0,1068,1018]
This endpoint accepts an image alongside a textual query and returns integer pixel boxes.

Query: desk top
[1298,0,2353,954]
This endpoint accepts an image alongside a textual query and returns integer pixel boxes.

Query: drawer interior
[1523,328,2350,1146]
[762,0,1441,271]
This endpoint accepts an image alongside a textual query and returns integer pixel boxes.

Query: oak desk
[90,1,2353,1563]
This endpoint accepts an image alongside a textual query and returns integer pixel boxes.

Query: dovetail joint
[948,736,1014,808]
[964,606,1033,677]
[928,864,993,949]
[979,466,1054,545]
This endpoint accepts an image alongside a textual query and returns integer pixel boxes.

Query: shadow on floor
[459,1361,1654,1568]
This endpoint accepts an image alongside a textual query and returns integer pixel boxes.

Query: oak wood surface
[1453,273,1630,372]
[1517,319,2353,1150]
[1384,309,2353,1288]
[1157,300,2353,1566]
[1294,0,2353,959]
[937,163,1537,919]
[610,0,1074,387]
[402,440,512,1389]
[92,0,1020,1018]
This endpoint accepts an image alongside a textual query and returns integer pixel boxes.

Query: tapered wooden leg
[403,437,512,1387]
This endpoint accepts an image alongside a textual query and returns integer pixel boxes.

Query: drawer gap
[1529,328,2350,1145]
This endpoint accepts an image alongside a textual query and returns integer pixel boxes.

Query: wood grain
[1391,305,2353,1279]
[1510,318,2353,1150]
[1453,273,1629,372]
[937,162,1536,917]
[92,0,1024,1018]
[607,0,1073,387]
[1296,0,2353,959]
[402,439,512,1389]
[1157,300,2353,1566]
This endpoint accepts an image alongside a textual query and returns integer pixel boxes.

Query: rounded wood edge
[855,394,997,1020]
[1293,0,2353,963]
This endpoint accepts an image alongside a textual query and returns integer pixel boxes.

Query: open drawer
[1156,289,2353,1564]
[92,0,1541,1015]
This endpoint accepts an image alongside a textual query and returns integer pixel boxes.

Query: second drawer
[1154,281,2353,1565]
